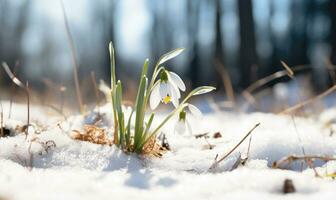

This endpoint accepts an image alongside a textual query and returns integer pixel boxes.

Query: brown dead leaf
[15,124,29,133]
[142,134,156,154]
[72,125,112,146]
[142,135,167,157]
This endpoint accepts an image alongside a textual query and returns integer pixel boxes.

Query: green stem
[142,103,187,146]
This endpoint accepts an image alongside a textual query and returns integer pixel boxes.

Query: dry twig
[27,137,56,170]
[242,65,309,108]
[42,79,67,118]
[279,61,319,175]
[209,123,260,170]
[279,85,336,115]
[195,132,209,139]
[8,61,19,119]
[272,155,336,170]
[2,62,30,139]
[60,0,84,114]
[214,59,236,106]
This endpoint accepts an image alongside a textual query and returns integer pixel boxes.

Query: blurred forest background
[1,0,336,109]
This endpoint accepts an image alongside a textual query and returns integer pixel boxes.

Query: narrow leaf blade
[158,48,184,65]
[141,59,149,78]
[109,41,116,87]
[134,76,148,149]
[125,110,134,148]
[191,86,216,96]
[115,81,125,147]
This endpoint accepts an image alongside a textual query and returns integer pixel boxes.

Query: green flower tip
[159,69,169,82]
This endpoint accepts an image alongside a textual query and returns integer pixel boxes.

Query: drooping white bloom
[186,103,203,118]
[150,70,186,110]
[174,104,202,135]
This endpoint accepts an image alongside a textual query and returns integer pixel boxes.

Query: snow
[1,101,336,200]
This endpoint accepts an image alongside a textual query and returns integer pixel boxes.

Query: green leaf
[115,81,124,147]
[190,86,216,96]
[141,59,149,78]
[143,113,155,139]
[134,75,148,150]
[115,81,123,115]
[137,113,155,151]
[179,86,216,107]
[109,41,118,145]
[120,112,125,148]
[109,41,116,87]
[157,48,184,66]
[111,90,118,145]
[125,110,134,148]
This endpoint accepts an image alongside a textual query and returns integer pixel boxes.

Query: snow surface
[1,102,336,200]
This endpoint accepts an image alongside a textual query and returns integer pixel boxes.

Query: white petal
[174,120,186,135]
[169,84,179,108]
[150,84,161,110]
[169,72,186,91]
[159,82,169,99]
[188,104,202,118]
[171,83,181,98]
[168,81,181,98]
[186,119,193,135]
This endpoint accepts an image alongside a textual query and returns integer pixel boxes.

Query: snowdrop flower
[174,104,202,135]
[150,69,186,109]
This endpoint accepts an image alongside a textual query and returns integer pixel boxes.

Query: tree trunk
[238,0,258,88]
[187,0,201,87]
[330,0,336,64]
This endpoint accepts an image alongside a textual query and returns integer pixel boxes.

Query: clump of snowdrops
[109,42,215,153]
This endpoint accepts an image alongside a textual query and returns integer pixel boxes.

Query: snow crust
[0,102,336,200]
